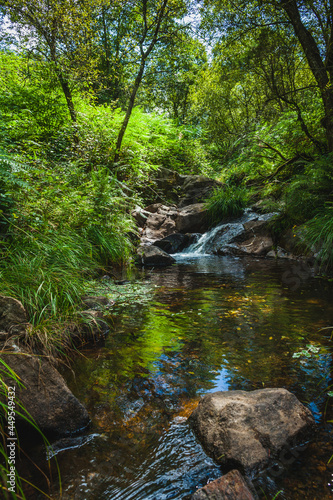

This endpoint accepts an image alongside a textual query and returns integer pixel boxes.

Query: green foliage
[0,52,69,143]
[205,186,249,224]
[50,104,211,181]
[301,203,333,270]
[0,146,135,329]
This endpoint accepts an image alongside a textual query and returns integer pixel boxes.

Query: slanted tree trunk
[280,0,333,151]
[113,0,169,166]
[114,61,145,164]
[56,70,77,123]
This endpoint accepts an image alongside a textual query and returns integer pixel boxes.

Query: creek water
[27,254,333,500]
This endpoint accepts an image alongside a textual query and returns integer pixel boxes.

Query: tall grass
[0,226,133,326]
[302,203,333,270]
[205,186,249,225]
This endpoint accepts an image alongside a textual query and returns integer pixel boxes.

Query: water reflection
[30,256,333,499]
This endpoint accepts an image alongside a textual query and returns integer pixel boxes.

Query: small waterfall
[176,210,275,257]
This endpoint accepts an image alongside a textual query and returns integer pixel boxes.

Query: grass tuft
[205,186,249,225]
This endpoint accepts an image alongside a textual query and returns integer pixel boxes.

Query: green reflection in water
[59,257,333,500]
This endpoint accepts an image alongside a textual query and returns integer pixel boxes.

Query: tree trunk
[280,0,333,151]
[56,72,77,123]
[114,61,145,165]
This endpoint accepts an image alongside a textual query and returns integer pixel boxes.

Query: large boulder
[1,350,90,438]
[176,204,210,233]
[178,175,223,208]
[137,245,176,266]
[190,470,256,500]
[0,296,27,335]
[189,388,315,475]
[141,205,178,244]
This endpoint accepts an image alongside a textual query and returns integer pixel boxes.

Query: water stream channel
[26,243,333,499]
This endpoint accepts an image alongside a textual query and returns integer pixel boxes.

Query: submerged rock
[81,295,115,310]
[189,388,315,475]
[1,350,90,438]
[137,245,176,266]
[190,469,256,500]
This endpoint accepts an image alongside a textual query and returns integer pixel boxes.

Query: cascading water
[175,209,276,258]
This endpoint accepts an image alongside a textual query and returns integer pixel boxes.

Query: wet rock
[190,470,256,500]
[196,212,277,257]
[1,349,90,438]
[189,388,315,475]
[0,295,27,335]
[176,204,210,233]
[154,233,191,254]
[137,245,176,266]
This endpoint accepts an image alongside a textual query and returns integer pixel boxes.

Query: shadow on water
[27,256,333,499]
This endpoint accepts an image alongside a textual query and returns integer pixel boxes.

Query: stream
[26,250,333,499]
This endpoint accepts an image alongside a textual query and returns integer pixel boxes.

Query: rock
[224,235,274,256]
[190,470,256,500]
[152,167,181,199]
[141,207,178,243]
[132,207,151,227]
[189,388,315,475]
[154,233,191,254]
[147,168,222,206]
[176,204,210,233]
[137,245,176,266]
[178,175,223,208]
[1,350,90,438]
[0,295,27,335]
[145,203,166,214]
[81,296,115,310]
